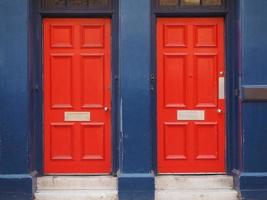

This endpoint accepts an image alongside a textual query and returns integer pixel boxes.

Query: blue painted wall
[241,0,267,85]
[118,0,154,199]
[242,104,267,172]
[0,0,33,199]
[234,0,267,199]
[2,0,267,200]
[241,0,267,172]
[119,0,152,173]
[0,0,29,175]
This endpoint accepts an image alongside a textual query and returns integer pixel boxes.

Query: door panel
[157,18,225,173]
[44,18,111,174]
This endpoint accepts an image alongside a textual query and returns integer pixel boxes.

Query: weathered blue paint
[0,0,33,199]
[234,0,267,199]
[118,0,154,199]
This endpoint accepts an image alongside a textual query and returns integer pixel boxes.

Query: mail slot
[177,110,205,121]
[64,112,90,122]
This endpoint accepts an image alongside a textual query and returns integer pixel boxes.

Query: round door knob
[104,107,109,112]
[217,109,222,113]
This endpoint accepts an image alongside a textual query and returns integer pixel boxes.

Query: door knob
[217,109,222,113]
[104,107,109,112]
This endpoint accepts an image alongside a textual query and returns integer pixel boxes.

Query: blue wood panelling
[0,0,30,174]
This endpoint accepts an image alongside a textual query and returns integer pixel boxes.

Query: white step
[37,176,117,190]
[156,189,238,200]
[35,190,118,200]
[156,175,233,190]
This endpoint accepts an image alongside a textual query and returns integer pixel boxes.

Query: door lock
[104,107,109,112]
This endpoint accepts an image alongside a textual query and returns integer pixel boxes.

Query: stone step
[156,189,239,200]
[156,175,233,190]
[35,190,118,200]
[37,176,117,190]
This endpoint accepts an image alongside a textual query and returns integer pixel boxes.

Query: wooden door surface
[44,18,111,174]
[157,18,225,173]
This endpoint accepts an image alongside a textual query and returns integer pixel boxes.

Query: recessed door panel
[157,18,225,173]
[50,54,73,108]
[81,54,105,108]
[194,54,218,107]
[164,123,188,160]
[164,54,187,108]
[44,18,111,174]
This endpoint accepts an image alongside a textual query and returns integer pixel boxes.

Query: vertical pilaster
[0,0,33,199]
[234,0,267,199]
[118,0,154,199]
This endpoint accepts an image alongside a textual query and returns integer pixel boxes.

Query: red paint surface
[44,18,111,174]
[157,18,225,173]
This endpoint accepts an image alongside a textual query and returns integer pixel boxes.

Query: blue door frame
[30,0,120,175]
[150,0,239,175]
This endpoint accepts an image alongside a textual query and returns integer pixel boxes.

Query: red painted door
[44,18,111,174]
[157,18,225,173]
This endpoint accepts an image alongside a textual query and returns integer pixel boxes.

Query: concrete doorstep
[35,175,239,200]
[155,175,239,200]
[34,176,118,200]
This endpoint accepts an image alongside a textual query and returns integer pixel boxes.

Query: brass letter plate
[177,110,205,121]
[64,112,90,122]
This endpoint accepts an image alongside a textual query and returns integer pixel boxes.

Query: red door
[44,18,111,174]
[157,18,225,173]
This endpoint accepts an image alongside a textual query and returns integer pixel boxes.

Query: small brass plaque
[64,112,90,122]
[177,110,205,121]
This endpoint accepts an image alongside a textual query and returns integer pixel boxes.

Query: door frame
[150,0,239,175]
[31,0,119,175]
